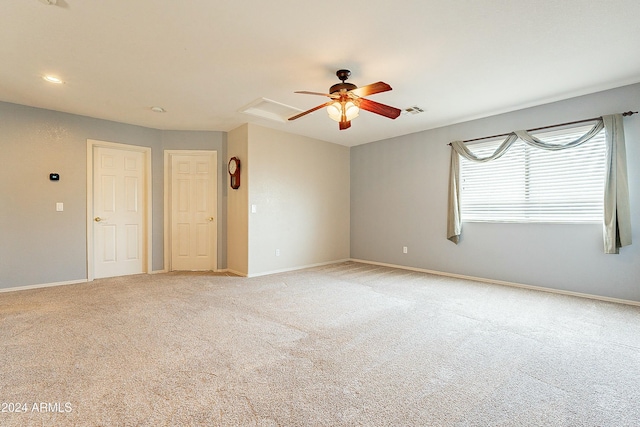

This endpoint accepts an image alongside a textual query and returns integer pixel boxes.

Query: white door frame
[86,139,152,281]
[164,150,219,272]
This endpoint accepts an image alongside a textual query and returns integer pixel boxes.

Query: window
[459,124,606,223]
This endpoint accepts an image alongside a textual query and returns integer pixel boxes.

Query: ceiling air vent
[403,105,425,115]
[239,98,302,123]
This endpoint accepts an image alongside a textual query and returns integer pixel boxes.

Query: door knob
[94,217,103,222]
[208,217,214,222]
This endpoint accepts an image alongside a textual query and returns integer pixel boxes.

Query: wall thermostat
[50,173,60,181]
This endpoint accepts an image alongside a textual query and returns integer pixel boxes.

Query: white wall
[351,83,640,302]
[226,124,249,276]
[246,124,350,276]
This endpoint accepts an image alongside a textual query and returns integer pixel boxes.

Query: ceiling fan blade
[339,120,351,130]
[295,91,339,98]
[288,102,332,121]
[349,81,392,97]
[358,98,401,119]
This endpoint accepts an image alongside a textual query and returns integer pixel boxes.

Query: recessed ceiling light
[43,75,63,84]
[150,106,166,113]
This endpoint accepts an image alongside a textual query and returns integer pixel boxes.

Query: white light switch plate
[56,202,64,211]
[251,204,257,213]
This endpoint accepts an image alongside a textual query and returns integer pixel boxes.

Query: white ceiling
[2,1,640,147]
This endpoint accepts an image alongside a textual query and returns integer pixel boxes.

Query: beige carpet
[1,261,639,426]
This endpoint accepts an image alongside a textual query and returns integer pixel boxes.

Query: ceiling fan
[288,69,401,130]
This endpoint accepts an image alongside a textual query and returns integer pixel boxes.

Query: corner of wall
[226,125,249,275]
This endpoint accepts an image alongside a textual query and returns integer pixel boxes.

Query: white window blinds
[459,124,606,223]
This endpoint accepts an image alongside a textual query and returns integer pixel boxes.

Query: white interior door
[93,146,145,278]
[170,153,218,271]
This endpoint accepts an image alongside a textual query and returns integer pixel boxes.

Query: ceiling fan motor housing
[330,82,357,94]
[330,69,357,94]
[336,69,351,81]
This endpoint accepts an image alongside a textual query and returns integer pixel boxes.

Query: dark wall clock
[228,157,241,189]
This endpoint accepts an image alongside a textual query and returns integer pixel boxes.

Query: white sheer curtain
[447,114,631,253]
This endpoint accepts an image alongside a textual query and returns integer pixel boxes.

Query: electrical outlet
[403,246,408,254]
[275,249,280,256]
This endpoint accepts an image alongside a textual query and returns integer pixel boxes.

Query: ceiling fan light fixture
[327,101,359,122]
[326,102,341,121]
[345,101,360,121]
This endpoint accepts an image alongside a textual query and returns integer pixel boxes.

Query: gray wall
[351,83,640,302]
[0,102,225,289]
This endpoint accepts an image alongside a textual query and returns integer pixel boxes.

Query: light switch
[251,204,257,213]
[56,202,64,212]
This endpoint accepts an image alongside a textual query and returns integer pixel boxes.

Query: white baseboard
[246,259,351,278]
[9,260,631,307]
[350,258,640,307]
[225,269,247,277]
[0,278,89,294]
[153,269,232,274]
